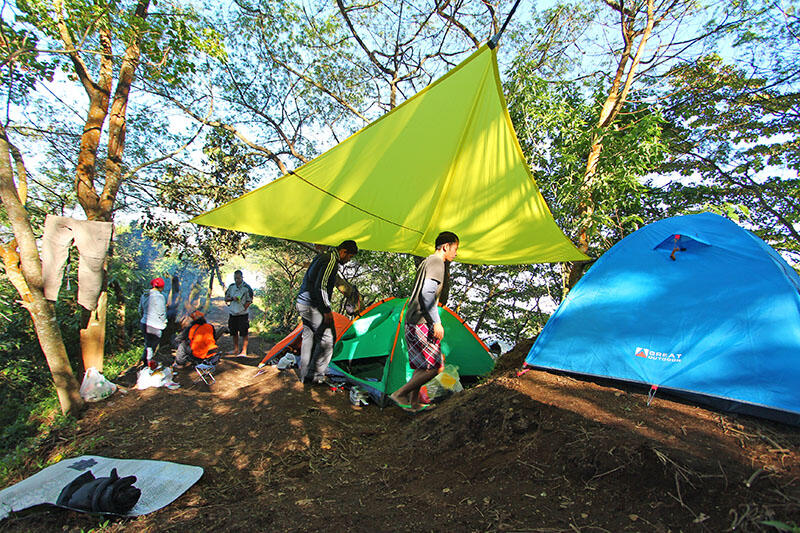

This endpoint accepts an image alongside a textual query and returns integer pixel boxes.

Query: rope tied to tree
[488,0,523,49]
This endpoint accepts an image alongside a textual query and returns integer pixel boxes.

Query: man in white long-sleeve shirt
[225,270,253,356]
[390,231,459,412]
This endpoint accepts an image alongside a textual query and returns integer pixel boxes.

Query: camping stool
[194,363,216,385]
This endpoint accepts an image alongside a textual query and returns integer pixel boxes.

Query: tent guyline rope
[287,170,423,235]
[488,0,523,49]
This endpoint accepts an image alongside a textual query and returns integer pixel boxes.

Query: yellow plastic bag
[423,364,463,400]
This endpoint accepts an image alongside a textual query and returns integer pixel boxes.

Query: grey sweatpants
[295,301,334,382]
[41,215,113,311]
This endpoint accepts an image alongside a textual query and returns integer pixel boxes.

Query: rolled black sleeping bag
[56,468,141,514]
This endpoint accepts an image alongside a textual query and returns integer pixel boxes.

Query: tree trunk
[68,0,150,373]
[566,0,656,291]
[80,290,107,372]
[0,246,84,415]
[72,28,112,372]
[0,124,83,415]
[30,297,85,414]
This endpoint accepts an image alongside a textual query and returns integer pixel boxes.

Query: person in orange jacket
[173,311,225,367]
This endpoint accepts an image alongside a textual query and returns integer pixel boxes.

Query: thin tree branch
[154,90,288,174]
[267,52,369,123]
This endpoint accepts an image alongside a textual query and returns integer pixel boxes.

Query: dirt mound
[389,373,798,531]
[490,338,533,375]
[401,381,542,448]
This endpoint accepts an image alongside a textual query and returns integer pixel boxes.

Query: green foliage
[0,382,76,487]
[80,520,113,533]
[0,277,34,354]
[504,2,595,80]
[659,52,800,261]
[0,340,139,484]
[0,257,84,459]
[762,520,800,532]
[227,0,370,130]
[246,237,314,336]
[14,0,225,84]
[505,54,667,256]
[0,355,58,451]
[686,202,752,224]
[102,346,141,381]
[0,4,55,102]
[449,263,563,345]
[344,250,417,305]
[720,0,800,84]
[139,128,252,283]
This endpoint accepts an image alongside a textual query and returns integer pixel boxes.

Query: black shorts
[228,314,249,337]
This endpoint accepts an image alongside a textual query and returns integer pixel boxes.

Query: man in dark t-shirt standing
[390,231,459,412]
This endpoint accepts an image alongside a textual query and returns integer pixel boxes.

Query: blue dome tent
[525,213,800,424]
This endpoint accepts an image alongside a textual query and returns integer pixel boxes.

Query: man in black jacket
[295,240,358,383]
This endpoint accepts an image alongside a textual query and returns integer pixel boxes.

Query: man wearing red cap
[138,277,167,368]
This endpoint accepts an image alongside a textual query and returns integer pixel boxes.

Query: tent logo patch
[635,347,682,363]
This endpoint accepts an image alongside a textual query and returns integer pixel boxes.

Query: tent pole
[488,0,523,49]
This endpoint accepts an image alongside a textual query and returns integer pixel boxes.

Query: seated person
[173,311,224,368]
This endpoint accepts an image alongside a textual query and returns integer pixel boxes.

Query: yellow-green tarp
[192,45,587,265]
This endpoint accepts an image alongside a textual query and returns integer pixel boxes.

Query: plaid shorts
[405,322,443,370]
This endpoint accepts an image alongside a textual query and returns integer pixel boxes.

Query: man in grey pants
[295,240,358,384]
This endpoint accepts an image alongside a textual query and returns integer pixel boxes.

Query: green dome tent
[329,297,494,405]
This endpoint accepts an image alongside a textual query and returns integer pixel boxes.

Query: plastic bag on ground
[276,353,298,370]
[423,364,463,400]
[80,367,117,402]
[136,366,179,390]
[349,386,369,406]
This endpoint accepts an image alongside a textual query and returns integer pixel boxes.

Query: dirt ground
[1,301,799,532]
